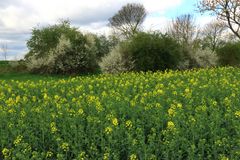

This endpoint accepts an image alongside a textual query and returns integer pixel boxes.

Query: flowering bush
[0,67,240,159]
[27,34,98,74]
[99,44,134,73]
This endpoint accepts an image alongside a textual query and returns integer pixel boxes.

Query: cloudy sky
[0,0,213,60]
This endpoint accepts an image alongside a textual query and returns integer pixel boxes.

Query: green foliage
[26,20,78,59]
[0,67,240,159]
[0,61,27,74]
[26,21,100,74]
[217,42,240,67]
[124,32,183,71]
[93,35,112,59]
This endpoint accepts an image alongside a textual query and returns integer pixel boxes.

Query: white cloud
[196,15,216,27]
[0,0,184,59]
[0,0,184,31]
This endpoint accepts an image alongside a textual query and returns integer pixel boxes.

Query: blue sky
[0,0,213,60]
[166,0,198,18]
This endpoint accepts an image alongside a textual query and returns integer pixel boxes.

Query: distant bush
[26,20,78,59]
[125,32,183,72]
[99,44,134,74]
[27,33,98,74]
[217,42,240,67]
[0,60,27,74]
[9,60,28,73]
[178,48,219,69]
[194,48,218,67]
[26,21,99,74]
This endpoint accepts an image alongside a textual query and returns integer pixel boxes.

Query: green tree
[26,20,99,74]
[109,3,147,38]
[217,42,240,66]
[125,32,183,71]
[26,20,78,59]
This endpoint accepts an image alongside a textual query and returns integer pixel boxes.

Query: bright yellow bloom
[235,111,240,118]
[105,127,113,134]
[50,122,58,133]
[130,154,138,160]
[103,153,109,160]
[60,142,69,152]
[167,121,175,130]
[125,120,133,128]
[2,148,10,158]
[14,135,23,146]
[112,118,118,126]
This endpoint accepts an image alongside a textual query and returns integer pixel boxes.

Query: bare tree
[109,3,147,38]
[1,43,8,61]
[168,14,199,45]
[198,0,240,39]
[201,20,227,51]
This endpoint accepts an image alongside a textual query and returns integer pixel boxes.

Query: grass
[0,61,67,81]
[0,73,66,81]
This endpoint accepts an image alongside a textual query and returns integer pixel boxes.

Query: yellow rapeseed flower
[167,121,175,130]
[105,127,113,134]
[130,154,138,160]
[125,120,133,128]
[14,135,23,146]
[112,118,118,126]
[60,142,69,152]
[50,122,58,133]
[235,111,240,118]
[2,148,10,158]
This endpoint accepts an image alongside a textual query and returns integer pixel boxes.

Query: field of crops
[0,67,240,159]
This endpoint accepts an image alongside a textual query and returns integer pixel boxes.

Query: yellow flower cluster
[0,67,239,159]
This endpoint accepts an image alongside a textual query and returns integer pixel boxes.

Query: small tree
[1,43,8,61]
[26,20,78,60]
[198,0,240,39]
[109,3,147,38]
[168,14,199,45]
[201,20,227,51]
[168,14,201,69]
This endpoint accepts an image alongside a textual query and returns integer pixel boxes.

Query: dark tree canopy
[198,0,240,39]
[109,3,147,38]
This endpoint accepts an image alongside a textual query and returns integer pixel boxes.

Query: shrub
[26,21,99,74]
[177,46,219,69]
[125,32,183,72]
[194,48,218,67]
[27,34,98,74]
[217,42,240,66]
[26,20,78,60]
[99,44,134,74]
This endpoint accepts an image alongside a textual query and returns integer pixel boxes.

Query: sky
[0,0,214,60]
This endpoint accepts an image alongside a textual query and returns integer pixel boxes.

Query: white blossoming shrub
[27,34,98,74]
[194,48,218,67]
[177,48,218,69]
[99,44,134,74]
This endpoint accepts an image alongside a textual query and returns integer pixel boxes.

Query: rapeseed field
[0,67,240,159]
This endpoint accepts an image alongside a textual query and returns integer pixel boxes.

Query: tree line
[23,0,240,74]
